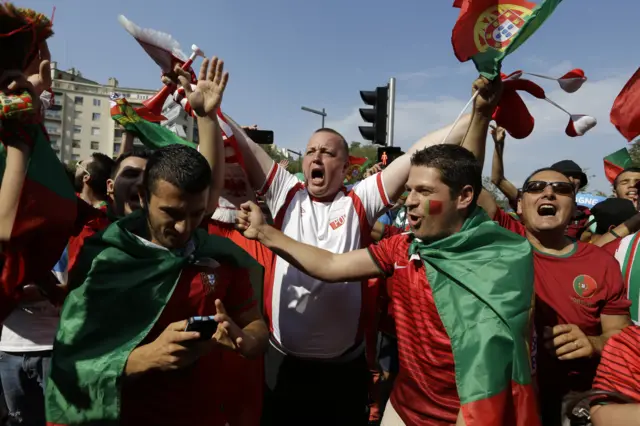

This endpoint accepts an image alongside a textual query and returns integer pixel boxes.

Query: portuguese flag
[603,148,634,184]
[45,209,263,425]
[408,208,540,425]
[452,0,564,79]
[0,123,78,321]
[109,95,197,150]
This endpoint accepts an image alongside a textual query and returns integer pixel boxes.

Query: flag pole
[441,91,478,144]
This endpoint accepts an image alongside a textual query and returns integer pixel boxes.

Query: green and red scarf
[617,233,640,324]
[45,209,263,425]
[408,208,540,426]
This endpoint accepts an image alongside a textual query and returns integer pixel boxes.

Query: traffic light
[359,86,389,146]
[377,146,403,167]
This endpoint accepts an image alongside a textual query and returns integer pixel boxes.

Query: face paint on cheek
[425,200,443,216]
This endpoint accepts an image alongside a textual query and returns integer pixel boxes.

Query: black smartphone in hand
[184,316,218,341]
[244,129,274,145]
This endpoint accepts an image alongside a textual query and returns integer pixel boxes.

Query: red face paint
[425,200,443,216]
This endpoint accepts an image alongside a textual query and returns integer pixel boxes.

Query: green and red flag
[0,122,81,321]
[618,233,640,325]
[452,0,564,79]
[408,207,540,425]
[603,148,634,184]
[610,67,640,142]
[45,210,263,425]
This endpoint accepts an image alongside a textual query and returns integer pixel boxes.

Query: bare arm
[381,114,472,202]
[591,404,640,426]
[594,213,640,247]
[196,116,224,213]
[490,126,519,203]
[461,77,502,169]
[588,314,630,355]
[257,224,383,282]
[119,129,134,156]
[478,189,499,220]
[0,142,30,242]
[223,116,275,191]
[230,305,268,359]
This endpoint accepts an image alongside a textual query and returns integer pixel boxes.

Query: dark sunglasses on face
[522,181,575,196]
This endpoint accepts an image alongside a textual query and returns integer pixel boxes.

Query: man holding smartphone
[46,144,268,426]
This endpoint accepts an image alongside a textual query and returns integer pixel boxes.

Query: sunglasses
[522,181,575,196]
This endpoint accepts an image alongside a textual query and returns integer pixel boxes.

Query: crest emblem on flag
[572,274,598,298]
[475,5,533,52]
[200,272,218,295]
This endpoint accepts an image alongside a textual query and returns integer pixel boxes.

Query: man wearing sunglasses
[477,168,631,426]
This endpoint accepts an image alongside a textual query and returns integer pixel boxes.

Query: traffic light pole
[387,77,396,147]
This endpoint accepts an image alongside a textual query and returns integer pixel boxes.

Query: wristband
[609,229,621,239]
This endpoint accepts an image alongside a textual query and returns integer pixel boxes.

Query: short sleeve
[223,267,256,315]
[493,208,526,237]
[592,326,640,400]
[602,257,632,316]
[351,172,394,226]
[367,234,404,277]
[378,212,393,226]
[257,161,301,220]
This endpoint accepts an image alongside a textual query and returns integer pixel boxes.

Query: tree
[482,176,510,210]
[258,145,302,174]
[629,139,640,165]
[349,141,378,164]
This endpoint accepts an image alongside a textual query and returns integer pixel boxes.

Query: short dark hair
[143,145,211,197]
[86,153,115,198]
[314,128,349,157]
[614,167,640,187]
[523,167,571,188]
[410,145,482,210]
[112,147,152,179]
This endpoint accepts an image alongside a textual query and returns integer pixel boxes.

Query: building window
[72,140,81,148]
[74,111,82,119]
[92,112,101,121]
[114,128,124,138]
[113,142,121,155]
[45,126,60,134]
[93,99,101,107]
[91,127,100,136]
[90,141,100,150]
[74,96,83,105]
[50,139,59,147]
[73,125,81,134]
[54,91,63,98]
[71,154,80,161]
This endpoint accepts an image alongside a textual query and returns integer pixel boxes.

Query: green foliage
[349,141,378,163]
[629,139,640,165]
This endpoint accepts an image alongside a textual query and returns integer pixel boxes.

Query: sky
[21,0,639,193]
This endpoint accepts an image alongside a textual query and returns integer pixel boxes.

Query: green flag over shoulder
[408,208,540,426]
[45,210,263,425]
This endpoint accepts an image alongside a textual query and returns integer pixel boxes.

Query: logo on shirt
[572,274,598,298]
[329,214,346,230]
[200,272,218,296]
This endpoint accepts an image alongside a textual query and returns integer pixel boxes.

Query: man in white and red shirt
[229,116,473,425]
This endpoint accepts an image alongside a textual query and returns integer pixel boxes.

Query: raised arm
[237,201,382,282]
[175,57,229,213]
[461,77,502,168]
[380,114,471,202]
[490,125,519,203]
[0,141,29,242]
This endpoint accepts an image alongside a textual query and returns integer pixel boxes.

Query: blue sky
[22,0,639,192]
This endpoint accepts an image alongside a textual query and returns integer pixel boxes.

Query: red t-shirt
[592,325,640,402]
[368,234,459,426]
[493,208,631,392]
[120,260,256,426]
[67,202,111,274]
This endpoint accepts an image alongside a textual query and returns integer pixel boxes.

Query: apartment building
[44,62,158,162]
[160,97,199,143]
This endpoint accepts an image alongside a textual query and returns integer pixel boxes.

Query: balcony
[45,110,62,120]
[45,127,61,135]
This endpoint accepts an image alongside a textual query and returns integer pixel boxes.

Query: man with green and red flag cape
[603,148,640,209]
[236,142,540,426]
[45,144,268,426]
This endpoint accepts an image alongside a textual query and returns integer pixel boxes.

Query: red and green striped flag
[603,148,634,184]
[408,207,540,425]
[616,233,640,325]
[45,209,263,425]
[0,123,79,321]
[452,0,564,79]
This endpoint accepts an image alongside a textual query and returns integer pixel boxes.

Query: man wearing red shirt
[477,168,631,426]
[238,143,540,426]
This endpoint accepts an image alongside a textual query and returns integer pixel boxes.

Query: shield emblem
[484,10,525,49]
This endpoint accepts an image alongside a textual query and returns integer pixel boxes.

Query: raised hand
[472,76,502,118]
[363,162,383,179]
[490,124,506,145]
[24,42,52,96]
[236,201,265,240]
[175,56,229,118]
[278,159,290,170]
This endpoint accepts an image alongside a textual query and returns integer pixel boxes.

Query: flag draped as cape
[45,210,264,425]
[603,148,634,184]
[617,233,640,325]
[0,123,78,321]
[408,208,540,426]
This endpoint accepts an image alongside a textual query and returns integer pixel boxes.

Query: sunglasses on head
[522,181,575,196]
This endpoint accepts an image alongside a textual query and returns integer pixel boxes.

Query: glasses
[76,162,90,176]
[522,181,575,196]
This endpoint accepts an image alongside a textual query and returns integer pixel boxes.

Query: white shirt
[260,162,392,358]
[613,234,640,325]
[0,299,59,352]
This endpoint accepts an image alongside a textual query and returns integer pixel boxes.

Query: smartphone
[244,129,274,145]
[184,316,218,341]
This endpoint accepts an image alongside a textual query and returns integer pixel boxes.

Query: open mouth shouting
[407,212,422,229]
[310,166,325,186]
[537,203,557,217]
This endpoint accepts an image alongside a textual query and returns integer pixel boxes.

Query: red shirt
[120,259,256,426]
[368,234,459,426]
[592,325,640,402]
[493,208,631,392]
